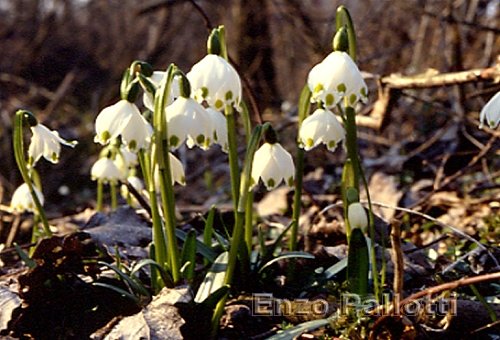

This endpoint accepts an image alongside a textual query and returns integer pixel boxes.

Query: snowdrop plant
[479,90,500,129]
[13,110,76,237]
[290,6,381,301]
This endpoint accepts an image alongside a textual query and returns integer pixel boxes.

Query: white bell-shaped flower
[154,153,186,186]
[299,108,345,151]
[480,91,500,129]
[166,96,213,150]
[28,123,76,166]
[187,54,242,110]
[308,51,368,108]
[142,72,180,111]
[206,107,228,152]
[11,183,44,213]
[120,107,153,150]
[95,100,152,150]
[251,142,295,191]
[91,157,125,184]
[118,146,138,169]
[348,202,368,229]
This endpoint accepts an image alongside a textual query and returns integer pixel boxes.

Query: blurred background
[0,0,498,216]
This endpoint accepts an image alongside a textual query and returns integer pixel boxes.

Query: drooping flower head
[251,140,295,191]
[90,157,125,184]
[206,107,228,152]
[166,96,213,150]
[95,99,152,151]
[11,183,44,213]
[154,152,186,186]
[298,108,345,151]
[348,202,368,229]
[479,91,500,129]
[142,71,180,111]
[28,123,76,167]
[308,51,368,108]
[187,54,242,111]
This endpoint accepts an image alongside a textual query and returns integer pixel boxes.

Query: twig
[390,219,404,298]
[368,201,500,269]
[370,272,500,339]
[409,134,497,209]
[381,63,500,90]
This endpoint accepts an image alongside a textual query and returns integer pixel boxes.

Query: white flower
[308,51,368,108]
[91,158,125,183]
[142,71,180,111]
[187,54,242,110]
[154,153,186,186]
[206,107,228,152]
[28,123,76,166]
[299,108,345,151]
[166,96,213,150]
[121,175,145,205]
[480,91,500,129]
[11,183,44,213]
[118,146,138,169]
[251,143,295,190]
[348,202,368,229]
[95,100,152,150]
[127,175,144,192]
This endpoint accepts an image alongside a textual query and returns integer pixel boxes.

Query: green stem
[153,64,180,283]
[139,150,169,288]
[110,182,118,210]
[13,110,51,237]
[290,148,304,251]
[212,125,266,337]
[241,101,253,256]
[96,180,103,212]
[290,85,312,251]
[225,105,240,213]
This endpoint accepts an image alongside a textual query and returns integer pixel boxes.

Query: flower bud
[333,26,349,53]
[348,202,368,229]
[207,28,222,56]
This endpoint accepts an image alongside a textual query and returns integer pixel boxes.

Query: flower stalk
[13,110,52,237]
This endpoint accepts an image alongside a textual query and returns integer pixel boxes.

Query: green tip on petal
[101,131,111,143]
[249,177,256,188]
[313,84,324,94]
[349,94,357,105]
[306,138,314,148]
[201,87,209,98]
[360,87,367,97]
[267,178,275,189]
[325,93,335,107]
[225,91,233,101]
[337,83,347,93]
[328,140,337,149]
[128,140,137,150]
[215,99,224,110]
[196,134,205,145]
[170,135,180,147]
[180,176,186,185]
[287,176,294,187]
[51,152,58,162]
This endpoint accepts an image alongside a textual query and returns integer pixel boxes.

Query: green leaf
[93,282,139,304]
[130,258,174,288]
[195,251,229,304]
[347,228,369,296]
[324,257,348,279]
[14,243,36,269]
[175,229,217,262]
[181,229,197,281]
[259,251,315,274]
